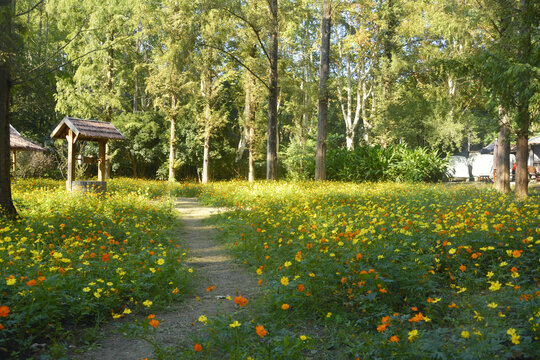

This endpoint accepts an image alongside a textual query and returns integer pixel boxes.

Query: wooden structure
[50,117,124,191]
[10,125,46,173]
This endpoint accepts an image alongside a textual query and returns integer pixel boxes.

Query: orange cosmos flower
[409,312,425,322]
[448,302,459,308]
[102,253,110,262]
[281,304,290,310]
[0,323,4,330]
[297,284,304,292]
[26,279,37,286]
[512,250,522,258]
[256,324,268,338]
[377,323,388,332]
[234,295,248,307]
[0,306,9,317]
[194,343,202,352]
[459,265,466,272]
[149,319,159,328]
[510,267,518,273]
[389,335,399,343]
[147,314,155,319]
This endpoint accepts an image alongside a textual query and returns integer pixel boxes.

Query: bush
[326,144,449,183]
[13,151,60,179]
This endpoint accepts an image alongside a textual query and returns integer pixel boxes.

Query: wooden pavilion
[10,125,46,173]
[50,117,124,191]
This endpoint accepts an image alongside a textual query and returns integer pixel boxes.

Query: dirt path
[73,198,259,360]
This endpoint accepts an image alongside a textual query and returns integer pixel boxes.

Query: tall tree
[315,0,331,180]
[266,0,279,180]
[0,0,17,217]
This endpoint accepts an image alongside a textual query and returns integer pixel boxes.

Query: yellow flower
[256,268,263,275]
[229,320,241,328]
[487,302,498,309]
[198,315,208,324]
[326,312,332,318]
[408,329,418,341]
[489,281,502,291]
[299,335,308,341]
[123,308,132,314]
[448,248,456,255]
[83,287,91,292]
[93,292,101,298]
[6,278,16,286]
[473,311,484,322]
[461,330,470,339]
[156,258,165,266]
[143,300,153,307]
[486,271,494,279]
[281,277,289,286]
[284,261,292,267]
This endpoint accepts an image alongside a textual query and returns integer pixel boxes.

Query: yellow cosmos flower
[123,308,132,314]
[229,320,241,328]
[82,287,91,292]
[143,300,153,307]
[281,277,289,286]
[489,281,502,291]
[6,278,16,286]
[461,331,470,339]
[487,302,498,309]
[448,248,456,255]
[284,261,292,267]
[156,258,165,265]
[198,315,208,324]
[408,329,418,341]
[299,335,308,341]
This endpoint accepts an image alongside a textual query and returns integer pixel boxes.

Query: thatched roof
[10,125,46,152]
[50,117,125,142]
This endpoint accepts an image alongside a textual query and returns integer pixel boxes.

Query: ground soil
[71,197,259,360]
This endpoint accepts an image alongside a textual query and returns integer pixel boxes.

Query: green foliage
[281,136,316,180]
[326,145,449,183]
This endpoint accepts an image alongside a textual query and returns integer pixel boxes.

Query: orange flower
[510,266,518,273]
[356,253,362,260]
[26,279,37,286]
[341,277,347,284]
[102,253,110,262]
[256,324,268,338]
[206,285,216,292]
[377,323,388,332]
[512,250,522,258]
[381,316,391,324]
[297,284,304,292]
[281,304,290,310]
[448,302,459,308]
[147,314,156,319]
[389,335,399,343]
[37,276,45,282]
[194,343,202,352]
[149,319,159,328]
[409,312,425,322]
[0,306,9,317]
[234,295,248,307]
[459,265,466,272]
[0,323,4,330]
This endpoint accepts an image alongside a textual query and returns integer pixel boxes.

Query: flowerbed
[197,181,539,359]
[0,179,197,358]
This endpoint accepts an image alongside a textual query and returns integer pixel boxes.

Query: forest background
[2,0,539,184]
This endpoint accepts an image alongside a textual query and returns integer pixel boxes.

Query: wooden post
[11,150,16,174]
[66,130,75,190]
[98,140,106,181]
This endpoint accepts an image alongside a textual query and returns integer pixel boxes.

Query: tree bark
[515,130,529,200]
[266,0,279,180]
[168,94,176,182]
[0,1,17,218]
[315,0,331,181]
[495,105,510,193]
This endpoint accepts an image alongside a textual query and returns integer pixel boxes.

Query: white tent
[470,153,494,178]
[448,156,470,179]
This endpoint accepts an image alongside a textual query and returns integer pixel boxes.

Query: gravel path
[72,197,259,360]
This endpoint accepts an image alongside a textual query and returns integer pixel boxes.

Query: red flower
[0,306,9,317]
[194,343,202,352]
[102,253,110,262]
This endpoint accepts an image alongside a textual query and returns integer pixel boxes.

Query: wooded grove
[1,0,539,204]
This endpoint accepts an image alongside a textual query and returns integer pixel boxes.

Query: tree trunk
[0,1,17,218]
[514,0,531,200]
[168,95,176,182]
[248,124,255,182]
[266,0,279,180]
[315,0,331,181]
[495,105,510,193]
[202,131,210,184]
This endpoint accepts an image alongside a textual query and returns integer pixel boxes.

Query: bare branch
[224,8,271,64]
[199,42,269,90]
[15,0,45,17]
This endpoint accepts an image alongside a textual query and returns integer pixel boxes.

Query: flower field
[195,181,539,359]
[0,178,198,358]
[1,179,538,359]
